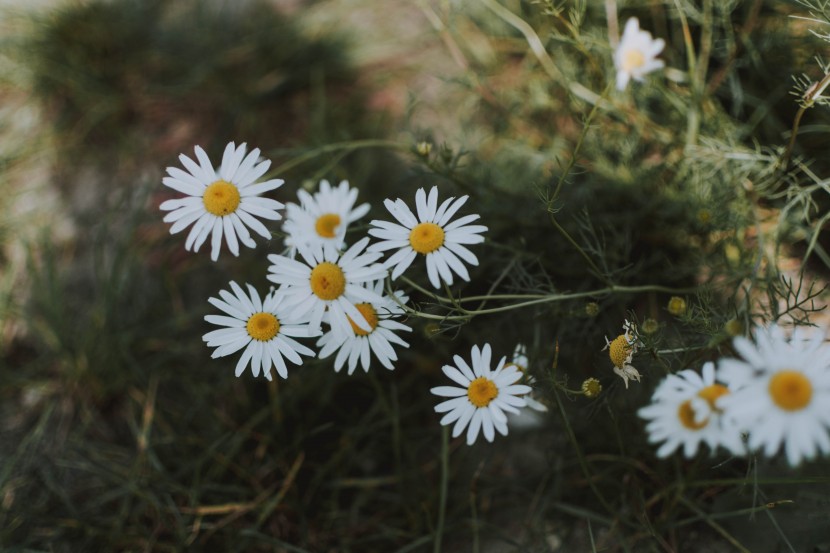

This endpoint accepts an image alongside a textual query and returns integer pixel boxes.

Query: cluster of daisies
[639,324,830,467]
[160,141,547,445]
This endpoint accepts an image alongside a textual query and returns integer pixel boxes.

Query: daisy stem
[547,215,610,284]
[551,384,616,519]
[269,139,408,176]
[397,284,701,321]
[782,70,830,169]
[433,426,450,553]
[676,496,752,553]
[549,81,612,206]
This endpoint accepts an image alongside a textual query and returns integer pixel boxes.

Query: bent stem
[781,70,830,169]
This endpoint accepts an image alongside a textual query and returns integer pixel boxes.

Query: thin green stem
[551,385,616,518]
[548,215,609,283]
[397,284,701,321]
[782,71,830,169]
[269,139,408,176]
[550,82,613,205]
[433,426,450,553]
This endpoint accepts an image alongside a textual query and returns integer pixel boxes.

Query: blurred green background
[2,0,830,551]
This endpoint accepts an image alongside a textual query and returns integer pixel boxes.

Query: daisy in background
[603,320,643,388]
[638,363,745,458]
[160,142,284,261]
[717,324,830,467]
[316,280,412,374]
[505,344,548,412]
[202,281,318,380]
[282,179,370,253]
[431,344,531,445]
[368,186,487,289]
[614,17,665,91]
[266,238,388,337]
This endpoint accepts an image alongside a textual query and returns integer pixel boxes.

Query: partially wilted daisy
[316,281,412,374]
[160,142,284,261]
[282,179,370,253]
[266,238,388,337]
[202,281,318,380]
[717,324,830,466]
[638,363,745,458]
[431,344,532,445]
[603,320,642,388]
[505,344,548,412]
[368,186,487,289]
[614,17,665,91]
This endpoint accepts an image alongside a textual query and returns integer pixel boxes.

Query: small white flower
[505,344,548,412]
[316,281,412,374]
[368,186,487,289]
[614,17,665,91]
[638,363,745,458]
[603,320,642,388]
[717,324,830,467]
[202,281,318,380]
[282,179,370,253]
[160,142,284,261]
[431,344,532,445]
[266,238,388,337]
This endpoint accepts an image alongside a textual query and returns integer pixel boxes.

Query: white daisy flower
[431,344,532,445]
[614,17,665,91]
[505,344,548,412]
[266,238,388,337]
[202,281,318,380]
[638,362,745,458]
[602,320,642,388]
[282,179,370,253]
[368,186,487,289]
[160,142,284,261]
[717,324,830,467]
[316,280,412,374]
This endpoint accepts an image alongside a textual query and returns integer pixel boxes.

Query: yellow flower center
[676,384,729,430]
[678,400,707,430]
[409,222,445,254]
[246,312,280,341]
[309,262,346,301]
[314,213,341,238]
[203,180,241,216]
[348,303,379,336]
[621,49,646,71]
[467,377,498,408]
[608,335,632,368]
[697,384,729,411]
[769,370,813,411]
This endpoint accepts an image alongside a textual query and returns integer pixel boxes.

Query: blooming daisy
[266,238,388,337]
[505,344,548,412]
[638,363,745,458]
[316,280,412,374]
[614,17,665,91]
[717,324,830,466]
[202,281,318,380]
[603,320,642,388]
[431,344,532,445]
[282,179,370,253]
[368,186,487,289]
[160,142,284,261]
